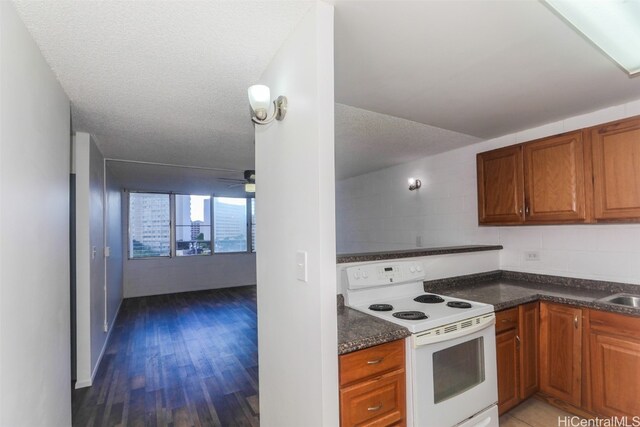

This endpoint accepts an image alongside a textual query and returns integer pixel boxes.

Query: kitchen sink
[597,293,640,308]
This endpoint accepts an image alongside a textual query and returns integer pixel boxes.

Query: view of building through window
[176,195,211,256]
[129,193,171,258]
[128,193,255,257]
[214,197,247,253]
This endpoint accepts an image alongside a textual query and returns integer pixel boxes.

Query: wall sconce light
[244,170,256,193]
[247,84,287,125]
[408,177,422,191]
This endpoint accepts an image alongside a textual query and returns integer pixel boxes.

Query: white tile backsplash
[336,99,640,285]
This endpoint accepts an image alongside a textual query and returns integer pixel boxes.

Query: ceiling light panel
[545,0,640,76]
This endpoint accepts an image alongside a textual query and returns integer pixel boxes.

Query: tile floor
[500,398,582,427]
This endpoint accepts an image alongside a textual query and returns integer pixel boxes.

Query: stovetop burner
[393,311,429,320]
[369,304,393,312]
[447,301,472,309]
[414,294,445,304]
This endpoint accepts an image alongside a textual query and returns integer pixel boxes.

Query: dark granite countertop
[424,271,640,317]
[337,302,410,355]
[336,245,503,264]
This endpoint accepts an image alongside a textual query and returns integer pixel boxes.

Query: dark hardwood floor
[72,286,259,427]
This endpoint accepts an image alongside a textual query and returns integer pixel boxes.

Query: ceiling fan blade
[218,177,245,183]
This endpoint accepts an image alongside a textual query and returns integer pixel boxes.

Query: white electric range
[342,260,499,427]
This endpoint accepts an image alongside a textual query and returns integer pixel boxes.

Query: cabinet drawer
[340,340,404,386]
[590,309,640,337]
[340,369,405,427]
[496,308,519,333]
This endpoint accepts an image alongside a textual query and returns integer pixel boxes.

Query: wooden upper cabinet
[477,145,524,224]
[592,116,640,220]
[523,132,587,222]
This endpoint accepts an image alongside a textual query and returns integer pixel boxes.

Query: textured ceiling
[334,0,640,139]
[335,103,479,179]
[107,161,250,197]
[14,0,640,185]
[14,0,313,174]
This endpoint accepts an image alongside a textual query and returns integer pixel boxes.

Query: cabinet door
[496,328,520,415]
[477,145,524,224]
[590,333,640,417]
[589,309,640,418]
[523,131,587,222]
[592,116,640,220]
[540,303,582,406]
[340,369,405,427]
[518,302,539,399]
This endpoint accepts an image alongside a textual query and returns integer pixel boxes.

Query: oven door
[407,315,498,427]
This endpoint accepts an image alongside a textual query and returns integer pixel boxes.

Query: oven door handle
[414,313,495,347]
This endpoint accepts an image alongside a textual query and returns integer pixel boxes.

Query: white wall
[0,2,72,425]
[255,2,338,426]
[123,251,256,297]
[336,100,640,285]
[75,133,123,387]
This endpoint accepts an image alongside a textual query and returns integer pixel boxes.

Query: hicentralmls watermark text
[558,416,640,427]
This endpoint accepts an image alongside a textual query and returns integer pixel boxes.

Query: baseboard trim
[74,298,123,389]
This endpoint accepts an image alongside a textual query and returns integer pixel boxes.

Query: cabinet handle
[518,207,523,215]
[516,335,521,348]
[368,404,383,412]
[574,315,579,329]
[525,205,530,215]
[367,358,383,365]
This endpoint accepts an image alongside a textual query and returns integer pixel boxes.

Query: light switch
[296,251,308,282]
[104,246,111,257]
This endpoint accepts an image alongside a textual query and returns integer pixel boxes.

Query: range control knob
[409,267,416,273]
[416,265,423,272]
[354,272,361,279]
[362,271,369,279]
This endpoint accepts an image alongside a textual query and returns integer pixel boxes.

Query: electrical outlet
[524,251,540,262]
[416,235,423,247]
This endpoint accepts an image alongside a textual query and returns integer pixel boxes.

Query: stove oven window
[432,337,485,403]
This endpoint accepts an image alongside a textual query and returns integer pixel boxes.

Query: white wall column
[255,2,338,426]
[0,3,72,425]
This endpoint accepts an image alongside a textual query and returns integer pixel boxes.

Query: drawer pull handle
[574,315,579,329]
[368,404,383,412]
[367,358,383,365]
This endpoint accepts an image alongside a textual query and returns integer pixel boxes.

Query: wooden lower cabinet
[494,301,640,420]
[588,310,640,417]
[539,302,583,407]
[496,326,520,414]
[495,302,539,415]
[518,302,539,399]
[339,340,406,427]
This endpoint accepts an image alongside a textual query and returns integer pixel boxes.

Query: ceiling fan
[217,170,256,193]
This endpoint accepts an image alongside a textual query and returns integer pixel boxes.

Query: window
[175,195,211,256]
[128,193,256,258]
[213,197,247,253]
[128,193,171,258]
